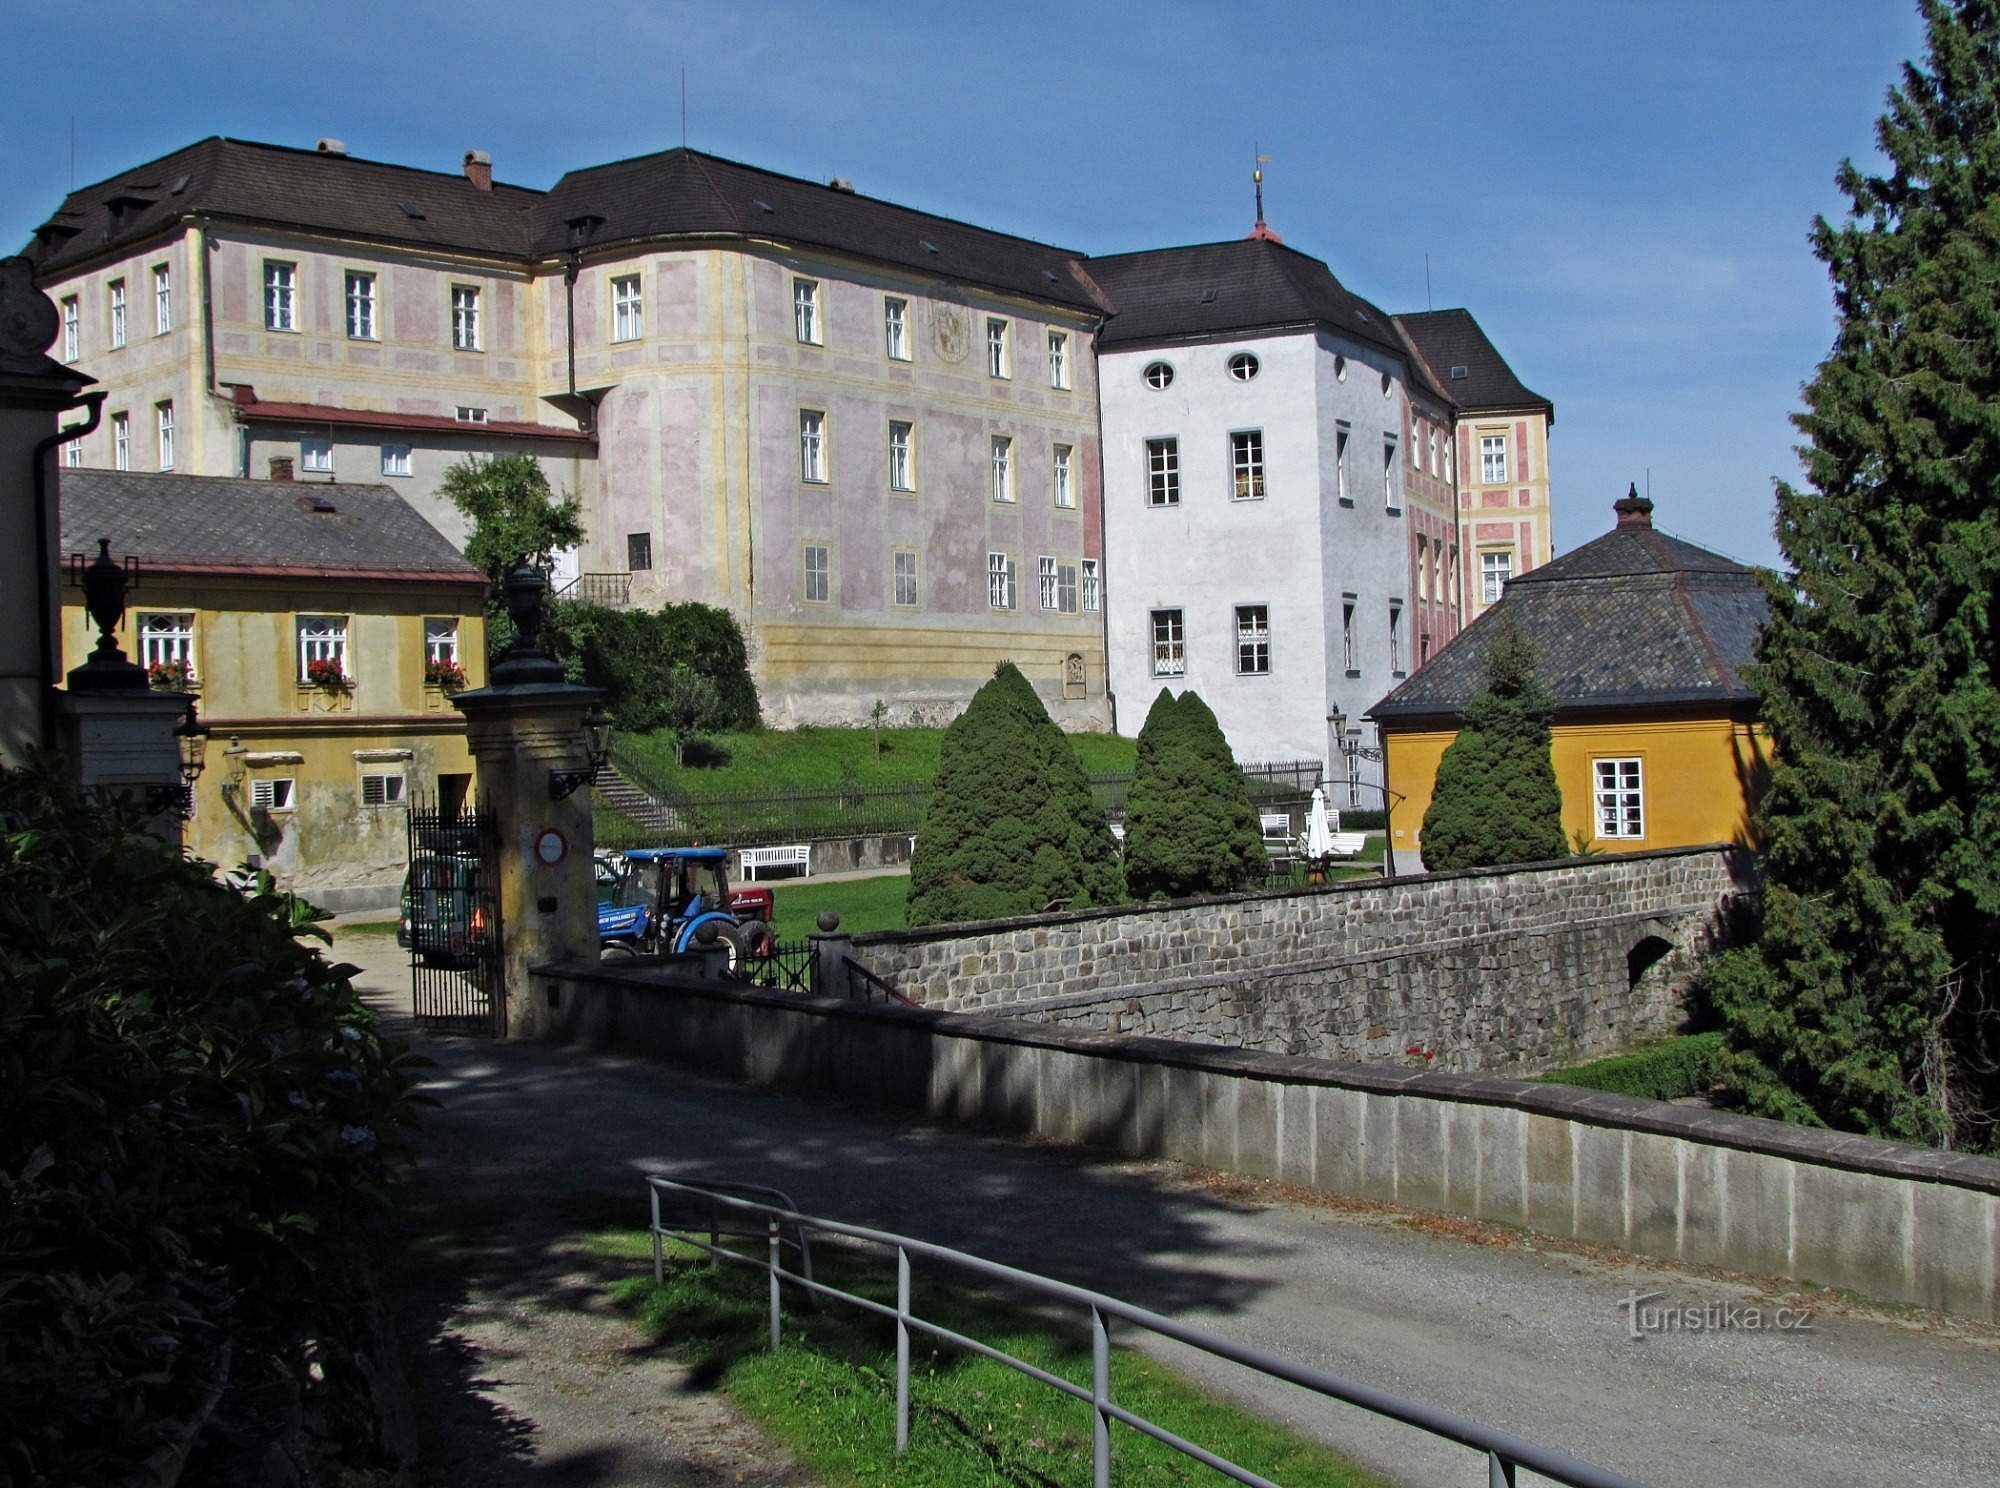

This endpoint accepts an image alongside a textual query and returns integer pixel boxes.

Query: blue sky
[4,1,1929,569]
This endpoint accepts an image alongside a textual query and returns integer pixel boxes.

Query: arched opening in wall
[1627,934,1674,992]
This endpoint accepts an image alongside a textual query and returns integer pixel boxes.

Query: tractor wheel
[600,940,639,963]
[714,922,753,976]
[736,918,776,959]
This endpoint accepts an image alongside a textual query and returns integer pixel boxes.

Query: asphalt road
[341,928,1999,1487]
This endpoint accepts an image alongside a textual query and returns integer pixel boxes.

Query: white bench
[1327,831,1368,859]
[738,843,811,881]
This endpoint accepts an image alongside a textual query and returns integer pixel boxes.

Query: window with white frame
[1429,427,1441,476]
[1235,604,1270,675]
[361,772,407,807]
[264,261,296,331]
[424,617,459,665]
[344,270,376,339]
[302,437,333,475]
[612,274,643,341]
[1388,601,1405,675]
[61,296,78,361]
[1146,437,1179,506]
[156,401,174,470]
[793,277,820,344]
[1417,536,1430,602]
[451,285,481,350]
[250,776,295,811]
[1480,432,1508,484]
[1383,437,1398,508]
[62,439,81,469]
[153,264,171,335]
[1341,596,1357,673]
[803,543,830,603]
[1039,555,1059,610]
[884,296,909,359]
[986,318,1009,378]
[1143,360,1174,389]
[1226,351,1260,381]
[381,443,412,477]
[108,278,126,348]
[799,409,827,483]
[1058,562,1078,613]
[1052,444,1074,508]
[1336,422,1351,504]
[1230,429,1265,500]
[1481,550,1513,605]
[892,549,918,607]
[139,612,195,679]
[112,411,130,470]
[1048,329,1070,389]
[456,405,488,423]
[1151,609,1185,677]
[990,435,1014,502]
[1594,758,1644,839]
[987,551,1015,610]
[627,533,652,571]
[1450,546,1461,608]
[297,615,348,682]
[1081,558,1100,612]
[888,420,914,492]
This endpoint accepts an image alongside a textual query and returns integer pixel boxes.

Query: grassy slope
[768,873,911,936]
[621,726,1137,793]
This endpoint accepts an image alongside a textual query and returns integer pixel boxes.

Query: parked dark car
[398,852,487,966]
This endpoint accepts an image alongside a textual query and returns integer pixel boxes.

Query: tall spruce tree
[908,663,1121,926]
[1418,619,1565,871]
[1123,689,1266,899]
[1709,1,2000,1148]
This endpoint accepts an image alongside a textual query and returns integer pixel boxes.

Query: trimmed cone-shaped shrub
[908,663,1121,926]
[1123,688,1267,899]
[1419,619,1565,870]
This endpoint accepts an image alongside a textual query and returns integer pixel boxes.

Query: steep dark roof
[57,469,484,582]
[539,149,1102,312]
[1087,238,1407,360]
[22,139,1101,313]
[23,138,540,275]
[1369,495,1767,720]
[1395,308,1552,419]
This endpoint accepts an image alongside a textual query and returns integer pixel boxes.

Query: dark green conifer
[1709,1,2000,1147]
[1418,620,1565,871]
[1123,689,1266,899]
[908,663,1120,926]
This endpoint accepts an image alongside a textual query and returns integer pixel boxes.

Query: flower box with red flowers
[147,659,194,692]
[424,657,468,692]
[305,657,352,693]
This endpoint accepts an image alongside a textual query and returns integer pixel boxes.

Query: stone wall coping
[539,958,2000,1198]
[852,841,1759,951]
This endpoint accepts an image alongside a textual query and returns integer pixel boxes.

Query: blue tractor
[596,846,776,972]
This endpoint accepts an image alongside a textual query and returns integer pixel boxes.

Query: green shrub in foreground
[0,759,420,1484]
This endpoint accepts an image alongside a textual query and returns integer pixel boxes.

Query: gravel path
[341,928,2000,1487]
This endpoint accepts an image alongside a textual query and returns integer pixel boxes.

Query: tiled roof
[1087,238,1408,360]
[57,469,485,583]
[233,397,592,443]
[1369,496,1766,721]
[23,138,540,275]
[22,139,1101,313]
[538,149,1103,312]
[1395,309,1552,419]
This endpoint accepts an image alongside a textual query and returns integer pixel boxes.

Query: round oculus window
[1143,361,1174,389]
[1334,354,1347,381]
[1226,351,1260,381]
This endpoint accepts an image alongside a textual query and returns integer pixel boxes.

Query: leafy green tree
[550,603,760,737]
[1419,619,1565,871]
[657,665,725,764]
[439,454,584,657]
[1124,689,1266,899]
[1709,1,2000,1148]
[908,663,1120,925]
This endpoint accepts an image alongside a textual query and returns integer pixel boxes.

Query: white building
[1091,235,1451,808]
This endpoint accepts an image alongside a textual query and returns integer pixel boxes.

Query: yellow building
[1369,489,1769,872]
[58,468,487,908]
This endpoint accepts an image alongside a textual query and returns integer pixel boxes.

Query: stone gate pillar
[450,563,603,1038]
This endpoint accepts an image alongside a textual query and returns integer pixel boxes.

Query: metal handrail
[644,1176,1651,1488]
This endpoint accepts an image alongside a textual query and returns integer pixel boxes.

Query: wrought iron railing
[644,1178,1651,1488]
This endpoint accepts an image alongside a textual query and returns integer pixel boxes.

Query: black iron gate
[405,799,503,1035]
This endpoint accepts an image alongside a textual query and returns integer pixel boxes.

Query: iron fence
[405,799,502,1036]
[644,1177,1651,1488]
[747,938,814,994]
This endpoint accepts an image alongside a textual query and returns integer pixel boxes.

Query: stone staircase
[592,764,679,837]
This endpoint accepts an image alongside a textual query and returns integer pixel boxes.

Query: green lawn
[768,872,911,936]
[612,1235,1393,1488]
[620,725,1137,793]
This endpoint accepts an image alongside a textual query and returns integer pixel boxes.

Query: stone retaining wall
[533,963,2000,1323]
[850,846,1755,1074]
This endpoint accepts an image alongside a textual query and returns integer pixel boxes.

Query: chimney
[315,137,347,155]
[1613,482,1654,529]
[268,456,295,482]
[827,177,855,194]
[463,149,492,191]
